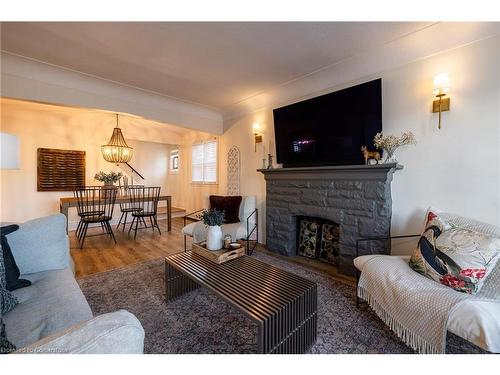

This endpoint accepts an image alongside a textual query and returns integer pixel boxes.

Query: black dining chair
[74,185,105,239]
[74,186,118,248]
[116,186,143,231]
[128,186,161,239]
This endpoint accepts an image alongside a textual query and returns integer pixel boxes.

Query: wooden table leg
[167,196,172,232]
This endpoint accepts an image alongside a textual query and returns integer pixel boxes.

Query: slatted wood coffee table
[165,252,318,354]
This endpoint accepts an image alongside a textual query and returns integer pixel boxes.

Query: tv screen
[273,79,382,167]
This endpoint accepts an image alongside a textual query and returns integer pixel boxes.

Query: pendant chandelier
[101,114,133,163]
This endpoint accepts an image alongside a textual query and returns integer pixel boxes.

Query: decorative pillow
[1,245,19,314]
[0,225,31,291]
[209,195,242,224]
[409,210,500,294]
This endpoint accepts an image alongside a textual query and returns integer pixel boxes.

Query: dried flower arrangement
[373,131,417,162]
[94,171,123,185]
[199,208,225,227]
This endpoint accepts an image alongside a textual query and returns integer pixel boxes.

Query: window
[191,140,217,183]
[169,149,179,174]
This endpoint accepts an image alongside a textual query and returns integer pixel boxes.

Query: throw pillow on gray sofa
[1,225,31,291]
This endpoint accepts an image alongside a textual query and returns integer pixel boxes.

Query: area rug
[78,252,484,354]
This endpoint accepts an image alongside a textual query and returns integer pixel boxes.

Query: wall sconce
[432,73,451,130]
[252,122,262,152]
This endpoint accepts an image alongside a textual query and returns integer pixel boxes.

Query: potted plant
[373,131,416,163]
[199,208,225,250]
[94,171,123,188]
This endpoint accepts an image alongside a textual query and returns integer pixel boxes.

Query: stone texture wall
[261,164,400,275]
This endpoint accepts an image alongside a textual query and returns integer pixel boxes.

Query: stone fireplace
[259,163,402,275]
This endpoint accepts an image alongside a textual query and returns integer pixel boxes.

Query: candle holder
[262,158,267,169]
[267,154,273,169]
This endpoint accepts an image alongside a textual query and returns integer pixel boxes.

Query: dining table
[59,194,172,233]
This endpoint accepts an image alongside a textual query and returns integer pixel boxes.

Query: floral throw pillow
[409,210,500,294]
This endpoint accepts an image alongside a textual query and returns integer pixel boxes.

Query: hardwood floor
[71,217,355,285]
[71,217,192,278]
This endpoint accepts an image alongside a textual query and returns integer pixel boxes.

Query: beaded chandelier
[101,114,133,163]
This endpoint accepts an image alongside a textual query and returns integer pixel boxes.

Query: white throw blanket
[357,256,471,354]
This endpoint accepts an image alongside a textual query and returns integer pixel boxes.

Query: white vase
[206,225,223,251]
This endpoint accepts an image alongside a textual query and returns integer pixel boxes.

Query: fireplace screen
[297,216,340,265]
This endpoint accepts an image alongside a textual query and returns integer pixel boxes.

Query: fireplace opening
[296,216,340,266]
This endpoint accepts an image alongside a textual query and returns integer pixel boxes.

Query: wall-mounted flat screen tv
[273,78,382,167]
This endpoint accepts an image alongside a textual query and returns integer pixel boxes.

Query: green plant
[94,171,123,184]
[199,209,225,226]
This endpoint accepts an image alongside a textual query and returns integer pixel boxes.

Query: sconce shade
[0,132,20,169]
[101,115,133,163]
[252,122,261,134]
[433,73,450,96]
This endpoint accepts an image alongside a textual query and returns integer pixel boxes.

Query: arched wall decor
[227,146,241,196]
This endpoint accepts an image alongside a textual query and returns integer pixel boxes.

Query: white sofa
[3,214,145,354]
[182,196,257,253]
[354,211,500,353]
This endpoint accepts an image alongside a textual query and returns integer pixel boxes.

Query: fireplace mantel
[258,163,403,275]
[258,163,403,180]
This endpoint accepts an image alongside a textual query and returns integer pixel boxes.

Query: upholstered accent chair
[181,195,258,254]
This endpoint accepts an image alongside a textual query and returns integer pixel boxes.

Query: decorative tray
[192,242,245,264]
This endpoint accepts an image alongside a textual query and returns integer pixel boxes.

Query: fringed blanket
[357,256,470,354]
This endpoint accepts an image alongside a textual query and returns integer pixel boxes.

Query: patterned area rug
[78,252,484,354]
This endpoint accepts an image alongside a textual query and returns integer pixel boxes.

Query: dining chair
[127,186,161,239]
[74,186,118,248]
[116,186,143,231]
[74,185,105,239]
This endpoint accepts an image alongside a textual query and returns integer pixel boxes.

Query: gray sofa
[3,214,144,354]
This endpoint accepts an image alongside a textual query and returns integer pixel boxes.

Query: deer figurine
[361,146,381,165]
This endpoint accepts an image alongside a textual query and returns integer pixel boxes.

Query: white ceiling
[1,22,434,110]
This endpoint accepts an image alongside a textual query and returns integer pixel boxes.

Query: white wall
[220,35,500,254]
[220,110,273,243]
[383,36,500,251]
[222,22,500,122]
[125,138,170,197]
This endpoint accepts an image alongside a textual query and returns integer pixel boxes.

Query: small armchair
[181,196,258,255]
[353,210,500,353]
